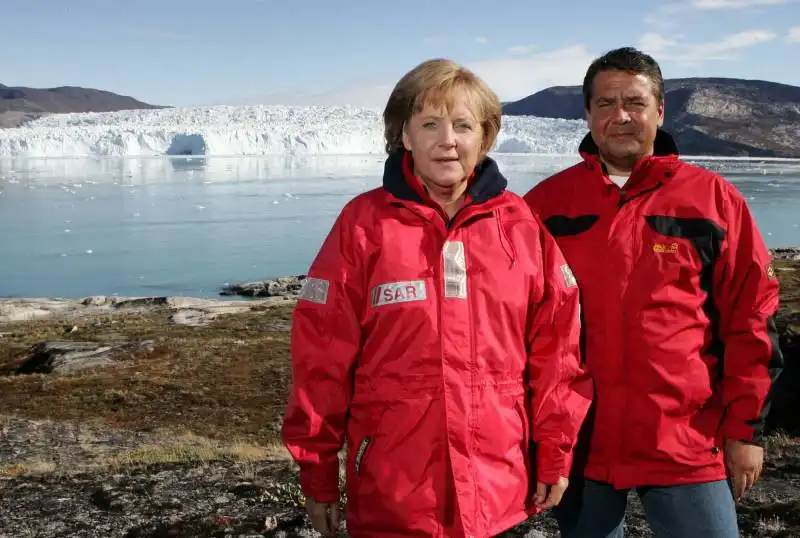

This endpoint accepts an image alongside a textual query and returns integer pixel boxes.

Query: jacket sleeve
[526,217,594,484]
[714,189,783,445]
[280,205,365,502]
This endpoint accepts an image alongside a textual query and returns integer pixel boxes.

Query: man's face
[585,69,664,165]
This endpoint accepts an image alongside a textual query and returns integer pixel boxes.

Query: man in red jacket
[524,47,783,537]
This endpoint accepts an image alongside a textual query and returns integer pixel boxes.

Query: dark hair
[582,47,664,110]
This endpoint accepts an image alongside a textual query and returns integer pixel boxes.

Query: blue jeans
[555,478,739,538]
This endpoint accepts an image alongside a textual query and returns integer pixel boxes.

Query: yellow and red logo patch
[652,242,679,254]
[766,262,776,280]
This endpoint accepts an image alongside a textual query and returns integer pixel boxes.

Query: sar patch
[766,262,777,280]
[560,264,578,288]
[371,280,427,308]
[298,277,330,304]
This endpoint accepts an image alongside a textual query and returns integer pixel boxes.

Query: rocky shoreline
[0,248,797,537]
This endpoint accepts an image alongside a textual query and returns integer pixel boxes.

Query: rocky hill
[0,83,166,128]
[503,78,800,158]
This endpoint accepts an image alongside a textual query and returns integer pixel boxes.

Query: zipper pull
[354,437,371,474]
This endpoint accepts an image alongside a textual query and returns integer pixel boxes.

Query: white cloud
[789,26,800,42]
[637,29,777,65]
[638,33,680,53]
[689,0,786,8]
[645,0,787,25]
[467,44,596,102]
[226,27,786,109]
[240,44,595,107]
[506,45,537,55]
[699,29,776,52]
[475,37,489,44]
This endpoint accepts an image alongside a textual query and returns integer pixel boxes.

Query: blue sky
[4,0,799,107]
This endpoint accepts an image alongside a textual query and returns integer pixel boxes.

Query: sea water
[1,155,799,299]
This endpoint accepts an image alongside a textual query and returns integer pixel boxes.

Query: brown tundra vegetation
[0,249,798,537]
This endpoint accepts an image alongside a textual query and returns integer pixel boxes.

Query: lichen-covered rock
[13,341,118,375]
[219,276,306,299]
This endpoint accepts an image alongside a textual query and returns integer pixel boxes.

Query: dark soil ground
[0,254,797,537]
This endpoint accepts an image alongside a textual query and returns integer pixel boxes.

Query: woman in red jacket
[281,58,594,538]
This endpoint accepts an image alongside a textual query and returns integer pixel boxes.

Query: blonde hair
[383,58,501,157]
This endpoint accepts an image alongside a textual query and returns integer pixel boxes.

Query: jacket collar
[382,149,507,205]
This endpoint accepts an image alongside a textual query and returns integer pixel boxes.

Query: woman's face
[402,88,485,189]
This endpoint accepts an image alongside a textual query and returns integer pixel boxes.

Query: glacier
[0,105,589,158]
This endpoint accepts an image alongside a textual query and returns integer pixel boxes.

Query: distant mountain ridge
[503,77,800,158]
[0,84,166,128]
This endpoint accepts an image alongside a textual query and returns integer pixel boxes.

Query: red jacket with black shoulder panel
[524,130,783,489]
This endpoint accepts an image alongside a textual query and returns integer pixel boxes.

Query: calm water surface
[1,155,798,298]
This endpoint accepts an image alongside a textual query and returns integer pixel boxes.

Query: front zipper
[610,179,664,482]
[354,436,371,475]
[617,182,663,208]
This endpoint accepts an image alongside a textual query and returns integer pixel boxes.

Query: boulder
[772,246,800,262]
[13,341,120,375]
[219,276,305,299]
[171,309,218,327]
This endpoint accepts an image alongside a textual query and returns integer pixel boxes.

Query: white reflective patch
[371,280,427,307]
[443,241,467,299]
[560,264,578,288]
[298,277,330,304]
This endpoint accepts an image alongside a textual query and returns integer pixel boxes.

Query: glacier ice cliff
[0,105,588,158]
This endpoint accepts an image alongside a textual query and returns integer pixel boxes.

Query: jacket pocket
[477,389,529,469]
[474,390,533,522]
[354,435,372,475]
[345,394,438,532]
[347,410,384,481]
[672,422,717,464]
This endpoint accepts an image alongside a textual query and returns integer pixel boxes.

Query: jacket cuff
[536,440,570,485]
[722,419,758,445]
[299,461,341,503]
